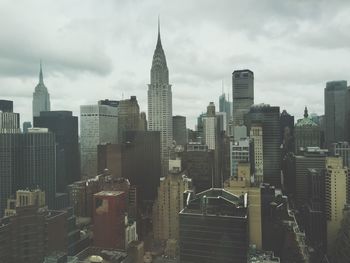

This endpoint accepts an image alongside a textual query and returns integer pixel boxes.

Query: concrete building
[147,21,173,175]
[325,157,347,254]
[219,92,232,132]
[93,191,126,249]
[97,143,123,177]
[0,128,56,216]
[324,80,350,146]
[117,96,141,143]
[250,124,264,184]
[22,121,32,133]
[294,107,320,154]
[173,115,187,146]
[280,110,294,154]
[0,99,13,112]
[5,189,46,216]
[245,104,281,187]
[179,189,248,263]
[230,138,251,178]
[34,111,80,190]
[33,62,50,118]
[80,103,118,177]
[232,69,254,128]
[152,171,191,241]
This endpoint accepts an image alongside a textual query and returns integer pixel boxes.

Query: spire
[39,60,44,84]
[304,106,308,118]
[157,15,162,48]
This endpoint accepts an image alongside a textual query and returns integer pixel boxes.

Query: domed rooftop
[295,107,318,127]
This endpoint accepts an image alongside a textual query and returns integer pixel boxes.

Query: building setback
[34,111,80,191]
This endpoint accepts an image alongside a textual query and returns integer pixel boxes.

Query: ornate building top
[295,107,318,127]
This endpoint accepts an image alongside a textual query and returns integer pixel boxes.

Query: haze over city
[2,0,350,127]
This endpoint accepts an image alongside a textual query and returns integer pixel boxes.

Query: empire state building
[148,20,173,175]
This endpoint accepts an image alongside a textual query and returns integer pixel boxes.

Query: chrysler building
[33,62,51,118]
[148,20,173,175]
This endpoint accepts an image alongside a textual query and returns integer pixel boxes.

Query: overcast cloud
[1,0,350,128]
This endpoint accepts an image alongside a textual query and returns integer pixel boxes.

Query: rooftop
[94,191,124,197]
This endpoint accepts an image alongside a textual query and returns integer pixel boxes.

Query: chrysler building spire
[148,19,173,175]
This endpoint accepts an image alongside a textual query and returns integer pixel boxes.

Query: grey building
[33,62,50,118]
[179,189,248,263]
[22,121,32,133]
[0,128,56,217]
[232,69,254,128]
[245,104,281,187]
[280,109,294,154]
[219,92,232,131]
[294,107,320,154]
[148,22,173,176]
[324,81,350,147]
[173,115,187,146]
[331,141,350,168]
[294,147,328,207]
[0,111,20,134]
[0,100,13,112]
[34,111,80,191]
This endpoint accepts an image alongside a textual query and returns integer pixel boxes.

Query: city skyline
[1,1,350,128]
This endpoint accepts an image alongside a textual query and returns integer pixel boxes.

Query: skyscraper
[280,109,294,154]
[0,100,13,112]
[250,124,263,183]
[219,92,232,131]
[232,69,254,128]
[203,102,217,150]
[0,100,20,134]
[80,103,118,177]
[147,20,173,175]
[245,104,281,187]
[324,80,350,146]
[117,96,141,143]
[34,111,80,190]
[173,115,187,146]
[32,62,50,118]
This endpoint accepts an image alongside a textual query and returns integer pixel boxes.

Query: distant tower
[147,19,173,175]
[32,62,50,119]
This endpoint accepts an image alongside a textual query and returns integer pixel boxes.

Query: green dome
[295,107,318,127]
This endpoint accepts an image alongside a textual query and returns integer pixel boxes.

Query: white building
[0,112,20,133]
[250,124,264,183]
[32,62,50,118]
[230,138,250,177]
[80,104,118,177]
[148,21,173,175]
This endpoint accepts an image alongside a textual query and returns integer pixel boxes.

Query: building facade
[203,102,217,150]
[147,22,173,175]
[173,115,187,146]
[117,96,141,143]
[232,69,254,128]
[33,63,50,118]
[250,124,263,184]
[80,103,118,177]
[230,138,251,178]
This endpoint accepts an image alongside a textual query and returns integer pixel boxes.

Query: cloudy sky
[1,0,350,128]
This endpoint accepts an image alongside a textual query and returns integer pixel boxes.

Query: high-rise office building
[232,69,254,128]
[294,107,320,154]
[0,110,20,134]
[0,128,56,217]
[32,62,50,118]
[122,131,161,202]
[34,111,80,191]
[22,121,32,133]
[179,189,248,263]
[152,171,191,241]
[97,143,123,177]
[250,124,263,183]
[173,115,187,146]
[182,142,215,193]
[324,81,350,146]
[203,102,217,150]
[117,96,141,143]
[280,109,294,154]
[0,100,13,112]
[80,103,118,177]
[325,157,347,254]
[147,21,173,175]
[294,147,328,207]
[245,104,281,187]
